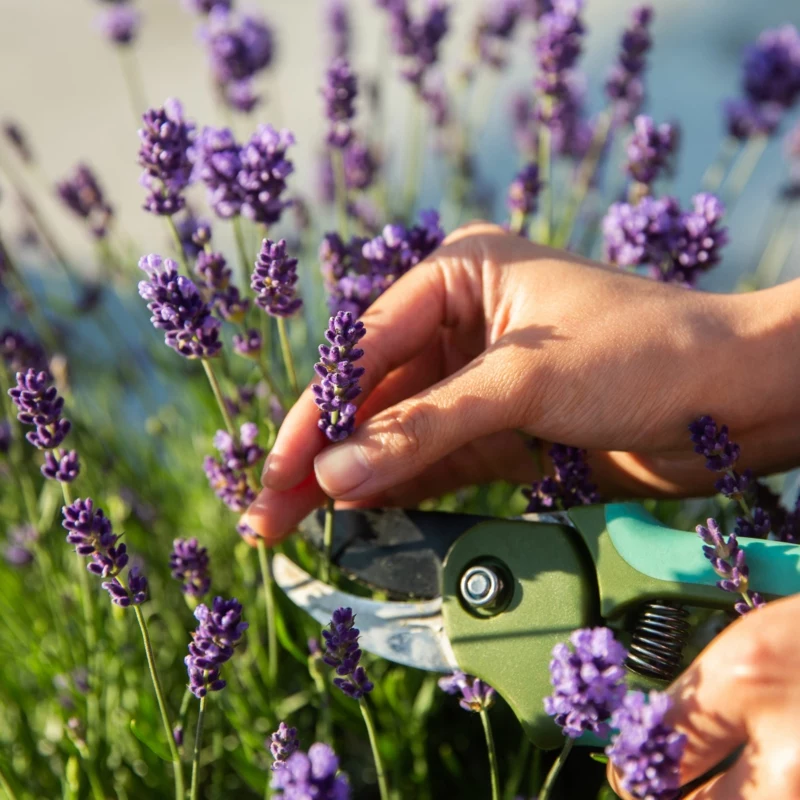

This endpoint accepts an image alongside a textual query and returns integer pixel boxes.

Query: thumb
[313,335,540,501]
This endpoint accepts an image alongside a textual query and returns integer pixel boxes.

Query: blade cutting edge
[273,553,459,673]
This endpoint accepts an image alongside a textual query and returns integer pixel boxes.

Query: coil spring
[625,600,690,681]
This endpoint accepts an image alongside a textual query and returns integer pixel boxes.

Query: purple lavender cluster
[138,254,222,358]
[271,743,350,799]
[185,596,247,697]
[507,162,542,221]
[544,627,627,738]
[474,0,522,69]
[606,691,686,800]
[321,607,374,699]
[62,498,148,607]
[321,211,444,317]
[191,124,295,225]
[194,248,248,323]
[313,312,366,443]
[696,518,765,615]
[269,722,299,770]
[625,116,678,186]
[56,164,114,239]
[137,100,195,216]
[605,6,654,124]
[602,193,728,286]
[524,444,599,512]
[322,58,358,148]
[170,537,211,598]
[4,524,38,568]
[8,368,81,483]
[438,670,496,712]
[200,7,274,112]
[251,239,303,318]
[3,122,32,164]
[96,4,139,46]
[182,0,232,14]
[724,24,800,140]
[324,0,351,60]
[204,423,264,512]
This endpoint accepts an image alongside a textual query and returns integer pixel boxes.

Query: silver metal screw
[460,565,502,609]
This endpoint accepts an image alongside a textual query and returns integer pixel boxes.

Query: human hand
[241,222,800,543]
[608,594,800,799]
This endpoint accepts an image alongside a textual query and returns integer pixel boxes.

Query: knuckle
[379,404,426,462]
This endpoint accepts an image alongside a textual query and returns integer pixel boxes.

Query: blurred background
[1,0,800,291]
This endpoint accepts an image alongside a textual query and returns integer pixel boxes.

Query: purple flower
[668,193,728,283]
[697,518,766,614]
[224,79,261,113]
[438,670,496,712]
[42,449,80,483]
[185,596,248,697]
[238,125,295,225]
[138,254,222,359]
[3,121,32,164]
[319,141,379,203]
[624,116,677,186]
[507,162,542,217]
[137,100,195,216]
[724,98,782,141]
[1,329,47,374]
[194,249,231,291]
[62,498,129,579]
[233,329,262,358]
[8,369,71,450]
[201,7,274,84]
[688,415,739,472]
[251,239,303,317]
[182,0,232,14]
[511,94,537,155]
[321,607,374,699]
[325,0,351,60]
[271,743,350,799]
[606,691,686,800]
[190,127,243,218]
[313,313,366,442]
[0,419,11,454]
[544,627,627,738]
[742,25,800,109]
[475,0,522,69]
[56,164,114,238]
[269,722,299,769]
[204,423,263,511]
[323,58,358,149]
[524,444,599,512]
[605,6,654,124]
[170,538,211,597]
[103,566,148,608]
[96,5,139,46]
[174,211,211,260]
[4,524,38,567]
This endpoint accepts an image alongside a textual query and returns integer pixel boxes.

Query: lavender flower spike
[190,127,243,219]
[324,0,351,60]
[8,368,72,451]
[321,607,374,699]
[252,239,303,317]
[185,596,248,698]
[313,311,366,442]
[605,6,654,124]
[170,538,211,597]
[62,498,129,580]
[103,567,148,608]
[524,444,599,512]
[507,162,542,233]
[56,164,114,238]
[742,25,800,109]
[606,691,686,800]
[438,670,496,712]
[625,116,677,186]
[271,743,350,799]
[96,5,140,46]
[323,58,358,149]
[238,125,295,225]
[269,722,299,770]
[544,627,627,738]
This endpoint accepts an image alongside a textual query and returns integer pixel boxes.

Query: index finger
[260,223,501,492]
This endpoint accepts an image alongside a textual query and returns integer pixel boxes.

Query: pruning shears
[273,503,800,749]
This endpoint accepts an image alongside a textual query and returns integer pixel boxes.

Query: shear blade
[298,507,486,599]
[273,553,459,673]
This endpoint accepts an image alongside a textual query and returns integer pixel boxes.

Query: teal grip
[605,502,800,597]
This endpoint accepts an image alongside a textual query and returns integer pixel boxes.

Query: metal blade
[273,553,459,673]
[298,508,488,599]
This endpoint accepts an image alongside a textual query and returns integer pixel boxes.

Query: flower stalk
[479,708,500,800]
[190,694,207,800]
[538,738,574,800]
[359,697,390,800]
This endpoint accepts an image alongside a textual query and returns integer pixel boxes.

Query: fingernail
[260,454,273,486]
[315,443,372,497]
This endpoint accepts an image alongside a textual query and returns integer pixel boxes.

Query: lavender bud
[269,722,299,769]
[56,164,113,239]
[321,607,374,699]
[271,743,350,797]
[438,670,496,712]
[322,58,358,148]
[251,239,303,318]
[96,5,140,46]
[624,116,677,186]
[238,125,295,225]
[41,449,81,483]
[170,538,211,597]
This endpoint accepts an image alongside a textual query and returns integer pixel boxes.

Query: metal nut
[460,565,502,609]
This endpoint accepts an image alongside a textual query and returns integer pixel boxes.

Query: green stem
[276,317,299,399]
[133,605,185,800]
[166,216,192,276]
[118,48,148,125]
[86,765,105,800]
[553,110,612,249]
[723,135,768,208]
[321,495,335,583]
[701,136,741,193]
[256,540,279,686]
[0,766,16,800]
[538,738,574,800]
[190,695,207,800]
[509,210,526,237]
[534,102,553,245]
[232,217,252,286]
[256,350,286,409]
[358,697,390,800]
[332,149,349,240]
[479,709,500,800]
[201,358,237,437]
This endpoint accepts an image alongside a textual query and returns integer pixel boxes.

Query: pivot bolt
[460,565,503,610]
